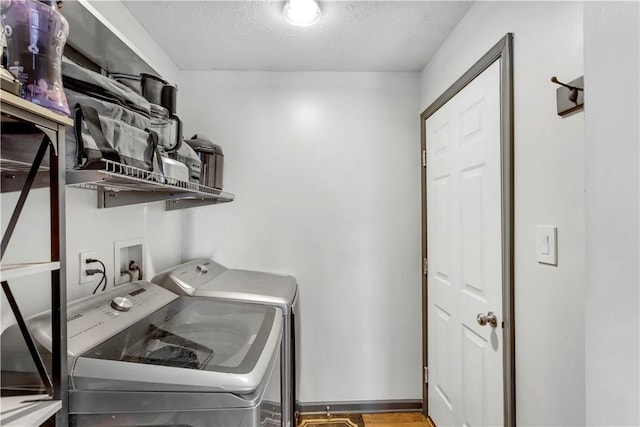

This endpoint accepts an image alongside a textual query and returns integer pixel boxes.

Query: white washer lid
[196,268,297,313]
[154,259,298,313]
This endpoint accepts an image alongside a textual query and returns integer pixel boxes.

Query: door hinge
[421,150,427,167]
[424,366,429,384]
[423,258,429,276]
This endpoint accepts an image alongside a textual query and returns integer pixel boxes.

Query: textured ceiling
[122,1,473,72]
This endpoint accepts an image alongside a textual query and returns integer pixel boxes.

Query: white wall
[178,71,422,403]
[1,188,182,323]
[82,0,180,83]
[63,189,183,302]
[420,2,585,425]
[584,2,640,425]
[2,189,54,329]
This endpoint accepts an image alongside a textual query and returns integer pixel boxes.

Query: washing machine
[1,281,282,427]
[152,258,299,427]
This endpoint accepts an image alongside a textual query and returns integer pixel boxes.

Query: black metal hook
[551,76,584,103]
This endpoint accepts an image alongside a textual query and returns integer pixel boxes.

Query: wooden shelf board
[0,394,61,427]
[1,90,73,127]
[0,262,60,281]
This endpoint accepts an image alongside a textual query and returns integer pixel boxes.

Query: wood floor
[297,412,433,427]
[363,413,433,427]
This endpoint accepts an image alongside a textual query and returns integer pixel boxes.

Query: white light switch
[536,226,557,265]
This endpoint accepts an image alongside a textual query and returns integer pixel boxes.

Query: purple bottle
[1,0,70,116]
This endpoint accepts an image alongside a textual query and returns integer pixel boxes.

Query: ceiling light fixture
[283,0,321,27]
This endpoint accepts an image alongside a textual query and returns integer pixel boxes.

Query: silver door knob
[476,311,498,327]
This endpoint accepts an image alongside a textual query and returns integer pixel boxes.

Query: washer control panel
[29,282,178,357]
[110,296,133,312]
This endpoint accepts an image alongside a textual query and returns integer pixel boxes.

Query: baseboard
[298,399,422,415]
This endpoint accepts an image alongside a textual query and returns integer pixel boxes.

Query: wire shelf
[66,159,234,209]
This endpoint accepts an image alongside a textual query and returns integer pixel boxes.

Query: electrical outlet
[79,251,98,284]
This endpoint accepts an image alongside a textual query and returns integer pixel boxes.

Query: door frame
[420,33,515,426]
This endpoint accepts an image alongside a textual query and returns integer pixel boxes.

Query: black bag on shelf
[61,59,156,171]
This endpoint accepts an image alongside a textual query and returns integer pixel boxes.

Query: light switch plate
[536,226,557,265]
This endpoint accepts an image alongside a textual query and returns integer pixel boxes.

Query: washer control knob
[110,296,133,312]
[196,264,208,274]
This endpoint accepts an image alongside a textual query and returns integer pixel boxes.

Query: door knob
[476,311,498,328]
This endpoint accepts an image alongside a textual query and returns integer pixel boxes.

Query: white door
[426,61,503,427]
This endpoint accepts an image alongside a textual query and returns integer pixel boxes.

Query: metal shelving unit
[1,262,62,282]
[1,158,50,193]
[1,90,71,426]
[66,159,235,210]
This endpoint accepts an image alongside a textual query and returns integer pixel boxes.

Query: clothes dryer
[1,281,282,427]
[152,259,299,427]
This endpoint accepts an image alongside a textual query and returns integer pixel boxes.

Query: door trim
[420,33,514,426]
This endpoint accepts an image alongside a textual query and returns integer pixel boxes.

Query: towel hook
[550,76,584,103]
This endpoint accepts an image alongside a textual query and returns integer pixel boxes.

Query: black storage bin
[185,134,224,190]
